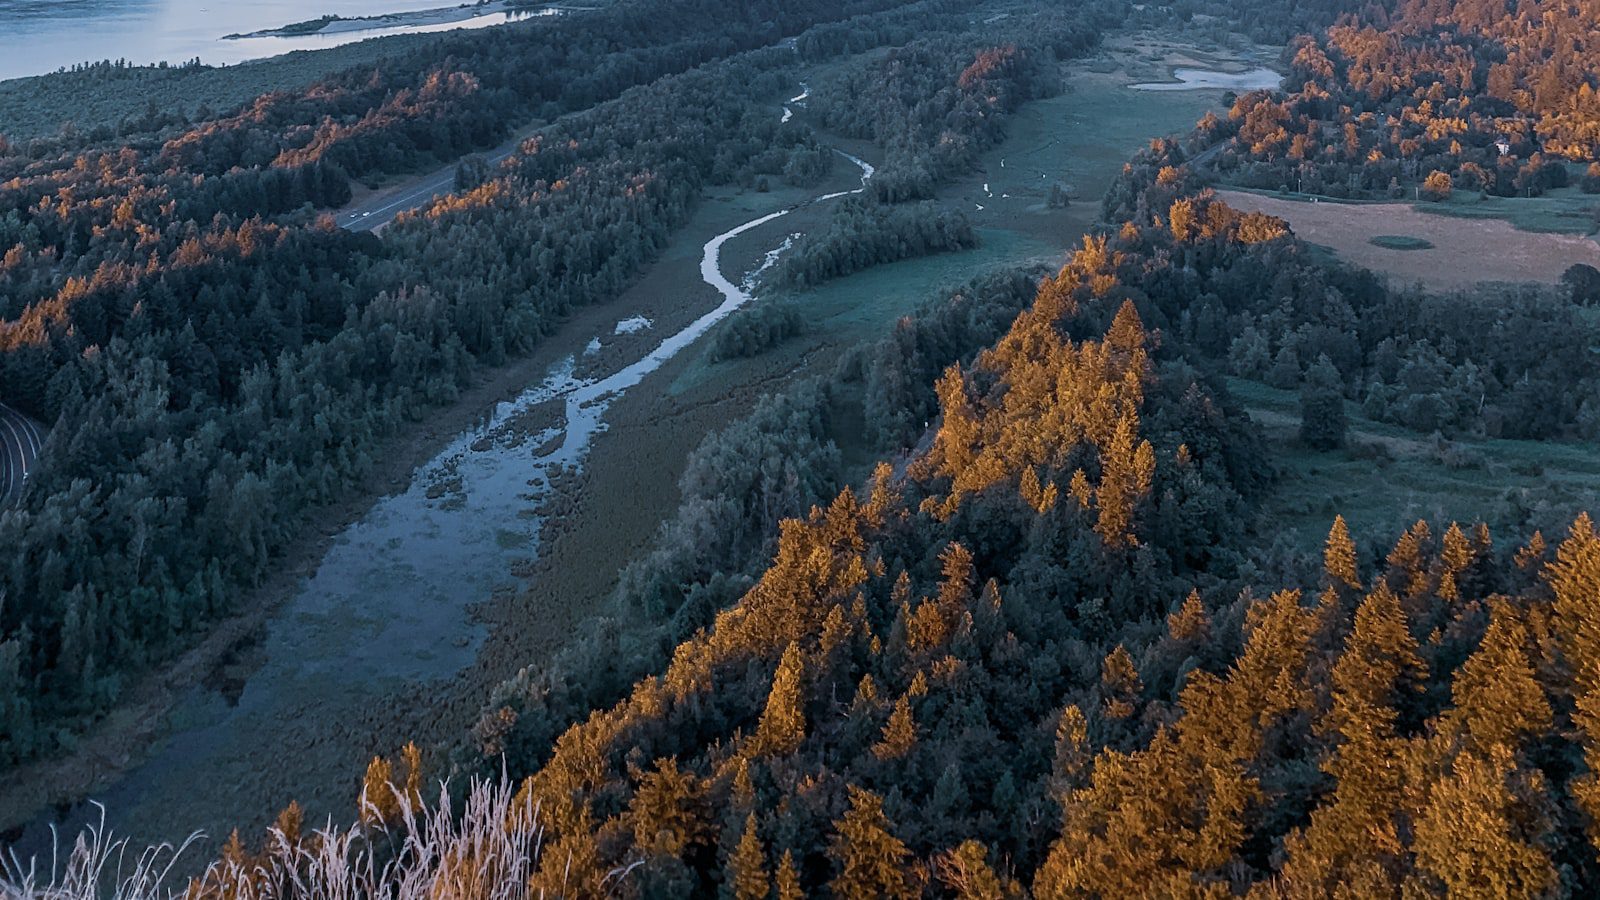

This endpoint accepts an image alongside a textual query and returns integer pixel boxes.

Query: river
[11,148,876,869]
[0,0,544,82]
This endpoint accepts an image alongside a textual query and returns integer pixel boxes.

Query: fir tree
[829,786,916,900]
[1100,644,1142,720]
[873,694,918,761]
[1324,515,1361,591]
[754,642,806,756]
[727,812,769,900]
[775,850,803,900]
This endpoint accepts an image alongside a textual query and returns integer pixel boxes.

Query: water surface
[0,0,534,81]
[1130,66,1281,92]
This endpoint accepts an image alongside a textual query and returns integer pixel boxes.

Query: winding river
[16,148,876,859]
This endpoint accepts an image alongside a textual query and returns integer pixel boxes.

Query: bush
[1420,170,1452,201]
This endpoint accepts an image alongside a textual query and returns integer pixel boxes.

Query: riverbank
[223,0,549,40]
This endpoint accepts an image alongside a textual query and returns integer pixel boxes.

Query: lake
[1129,66,1282,92]
[0,0,526,82]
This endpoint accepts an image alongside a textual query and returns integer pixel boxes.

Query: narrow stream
[17,148,876,857]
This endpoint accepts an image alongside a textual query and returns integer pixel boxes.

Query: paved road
[0,400,43,507]
[337,134,525,233]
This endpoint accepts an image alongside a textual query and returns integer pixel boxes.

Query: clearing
[1219,189,1600,290]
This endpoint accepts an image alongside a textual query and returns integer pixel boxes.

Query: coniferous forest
[5,0,1600,896]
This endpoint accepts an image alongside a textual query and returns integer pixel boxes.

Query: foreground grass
[1,772,572,899]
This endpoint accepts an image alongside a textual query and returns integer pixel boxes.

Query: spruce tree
[1324,515,1362,591]
[829,786,915,900]
[1100,644,1142,719]
[873,694,918,760]
[754,642,806,756]
[775,850,803,900]
[727,812,769,900]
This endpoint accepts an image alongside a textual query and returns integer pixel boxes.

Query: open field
[1220,189,1600,289]
[1232,378,1600,554]
[1421,185,1600,235]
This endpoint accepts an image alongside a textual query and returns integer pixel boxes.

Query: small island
[224,0,549,40]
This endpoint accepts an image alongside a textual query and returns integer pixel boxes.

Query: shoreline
[222,0,543,40]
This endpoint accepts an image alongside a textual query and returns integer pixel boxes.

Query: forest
[210,193,1600,896]
[0,0,1020,769]
[7,0,1600,895]
[1195,0,1600,198]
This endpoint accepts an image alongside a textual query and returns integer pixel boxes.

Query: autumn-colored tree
[829,785,916,900]
[1100,644,1143,719]
[1324,515,1362,591]
[1168,590,1211,644]
[1408,746,1558,899]
[1281,584,1424,895]
[1551,514,1600,695]
[754,642,806,756]
[1038,591,1314,898]
[360,755,398,828]
[1421,169,1453,200]
[936,840,1011,900]
[727,812,769,900]
[1448,602,1551,752]
[775,850,804,900]
[630,757,710,858]
[873,693,919,761]
[1094,411,1155,548]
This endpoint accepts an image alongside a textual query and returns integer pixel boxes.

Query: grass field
[1420,186,1600,235]
[1220,189,1600,289]
[1231,378,1600,553]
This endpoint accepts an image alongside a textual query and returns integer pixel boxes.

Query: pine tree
[1168,590,1210,644]
[1281,584,1423,894]
[1052,704,1091,790]
[829,786,915,900]
[1324,515,1361,591]
[1551,514,1600,696]
[360,755,397,827]
[873,694,918,760]
[754,642,806,756]
[775,850,804,900]
[630,757,709,857]
[1093,412,1155,548]
[1100,644,1142,719]
[727,812,769,900]
[1448,602,1551,753]
[1438,522,1474,602]
[1409,746,1557,899]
